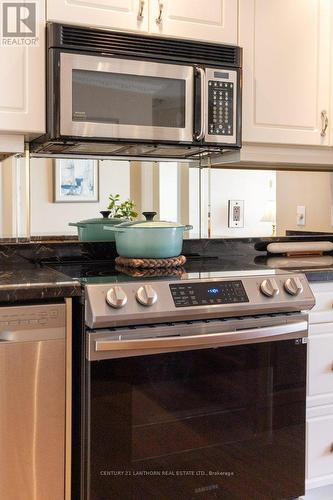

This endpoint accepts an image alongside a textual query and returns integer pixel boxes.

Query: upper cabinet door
[0,0,45,135]
[149,0,238,44]
[47,0,148,32]
[239,0,331,146]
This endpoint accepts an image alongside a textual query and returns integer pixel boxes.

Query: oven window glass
[72,70,186,128]
[86,339,306,500]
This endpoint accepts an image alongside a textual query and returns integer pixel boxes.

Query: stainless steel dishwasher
[0,302,66,500]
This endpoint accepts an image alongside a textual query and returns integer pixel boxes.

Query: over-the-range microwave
[31,24,242,161]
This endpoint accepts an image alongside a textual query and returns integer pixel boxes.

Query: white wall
[30,158,130,236]
[159,162,178,221]
[210,169,276,237]
[276,171,333,234]
[0,157,16,238]
[159,162,200,237]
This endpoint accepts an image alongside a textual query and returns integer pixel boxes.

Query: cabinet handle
[156,2,164,24]
[331,443,333,453]
[320,110,328,137]
[137,0,145,20]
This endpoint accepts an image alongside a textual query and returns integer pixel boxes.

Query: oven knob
[260,278,279,297]
[106,286,127,309]
[284,277,303,296]
[136,285,158,307]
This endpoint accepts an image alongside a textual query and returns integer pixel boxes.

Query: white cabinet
[47,0,238,44]
[307,282,333,493]
[308,324,333,398]
[149,0,238,44]
[239,0,331,146]
[0,0,45,135]
[47,0,148,33]
[307,414,333,481]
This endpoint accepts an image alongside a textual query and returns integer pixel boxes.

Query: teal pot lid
[77,217,127,225]
[115,220,188,229]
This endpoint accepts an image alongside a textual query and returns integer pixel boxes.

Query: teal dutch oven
[104,212,193,258]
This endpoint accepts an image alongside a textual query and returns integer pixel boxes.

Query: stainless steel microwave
[32,24,242,160]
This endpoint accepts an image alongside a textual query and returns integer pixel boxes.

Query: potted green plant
[108,194,138,220]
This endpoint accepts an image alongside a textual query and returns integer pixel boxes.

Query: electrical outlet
[228,200,244,228]
[296,205,306,226]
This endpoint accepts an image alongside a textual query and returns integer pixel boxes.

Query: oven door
[85,316,307,500]
[59,53,194,143]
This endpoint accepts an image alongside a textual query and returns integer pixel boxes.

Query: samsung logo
[194,484,219,494]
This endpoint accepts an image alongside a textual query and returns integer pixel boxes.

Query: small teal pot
[69,212,128,242]
[104,220,193,258]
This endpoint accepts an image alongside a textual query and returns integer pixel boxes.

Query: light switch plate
[228,200,244,228]
[296,205,306,226]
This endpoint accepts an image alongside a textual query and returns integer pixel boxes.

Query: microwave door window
[72,70,186,129]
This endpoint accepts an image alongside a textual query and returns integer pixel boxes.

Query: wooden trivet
[115,265,185,278]
[115,255,186,269]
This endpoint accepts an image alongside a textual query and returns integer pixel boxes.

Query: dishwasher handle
[0,326,66,342]
[91,321,308,360]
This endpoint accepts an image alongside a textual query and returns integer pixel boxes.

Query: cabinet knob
[136,285,158,306]
[106,286,127,309]
[156,2,164,24]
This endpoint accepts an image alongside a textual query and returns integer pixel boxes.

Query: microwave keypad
[208,81,234,136]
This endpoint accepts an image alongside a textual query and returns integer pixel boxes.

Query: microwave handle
[194,67,206,141]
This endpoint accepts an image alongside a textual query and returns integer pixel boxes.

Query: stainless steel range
[81,270,315,500]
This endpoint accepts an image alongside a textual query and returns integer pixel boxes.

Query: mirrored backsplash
[1,156,333,241]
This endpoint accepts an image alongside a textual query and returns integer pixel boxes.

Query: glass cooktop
[45,258,291,285]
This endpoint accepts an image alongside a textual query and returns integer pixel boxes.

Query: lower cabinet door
[308,333,333,397]
[307,415,333,479]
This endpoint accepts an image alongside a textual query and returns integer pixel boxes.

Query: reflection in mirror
[0,156,28,239]
[29,159,200,239]
[209,169,276,238]
[276,170,333,236]
[209,169,333,238]
[3,158,333,241]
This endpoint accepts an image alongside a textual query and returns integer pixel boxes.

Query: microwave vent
[50,24,241,68]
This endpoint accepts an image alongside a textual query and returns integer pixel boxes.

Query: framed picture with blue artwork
[53,159,99,203]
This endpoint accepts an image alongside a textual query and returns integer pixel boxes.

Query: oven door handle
[92,321,307,358]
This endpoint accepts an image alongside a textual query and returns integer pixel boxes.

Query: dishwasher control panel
[0,303,66,333]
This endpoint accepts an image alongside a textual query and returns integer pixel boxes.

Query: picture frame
[53,159,99,203]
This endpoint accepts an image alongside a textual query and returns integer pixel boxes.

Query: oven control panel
[170,280,249,308]
[85,274,315,329]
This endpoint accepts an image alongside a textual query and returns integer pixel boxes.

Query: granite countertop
[1,237,333,306]
[0,263,81,303]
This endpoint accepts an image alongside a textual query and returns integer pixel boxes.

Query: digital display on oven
[169,280,249,308]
